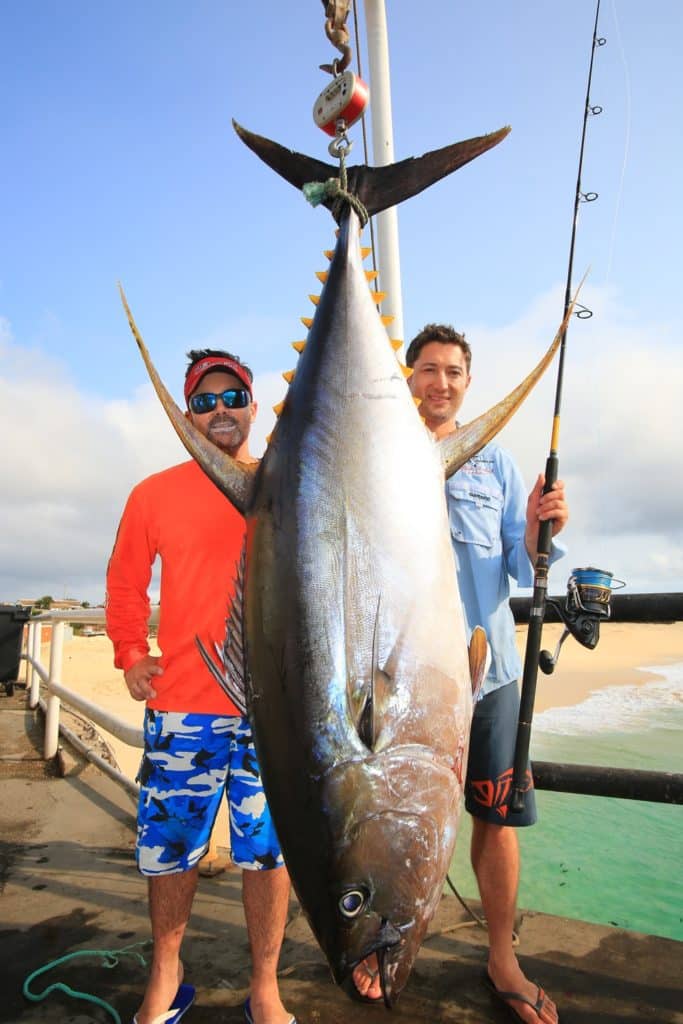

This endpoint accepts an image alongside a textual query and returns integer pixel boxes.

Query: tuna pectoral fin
[468,626,489,704]
[351,595,392,752]
[119,285,257,514]
[233,119,510,218]
[195,636,248,717]
[438,281,584,479]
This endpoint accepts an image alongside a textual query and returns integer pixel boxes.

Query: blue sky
[2,1,682,603]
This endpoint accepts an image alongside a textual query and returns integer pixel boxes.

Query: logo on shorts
[470,767,533,820]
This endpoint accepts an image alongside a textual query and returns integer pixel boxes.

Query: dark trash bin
[0,604,32,694]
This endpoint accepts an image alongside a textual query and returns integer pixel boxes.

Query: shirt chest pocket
[448,484,503,549]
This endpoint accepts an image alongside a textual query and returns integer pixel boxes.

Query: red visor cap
[184,356,253,405]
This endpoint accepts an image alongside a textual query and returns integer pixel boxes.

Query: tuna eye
[339,889,366,918]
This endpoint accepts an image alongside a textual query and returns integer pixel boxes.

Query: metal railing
[21,609,149,797]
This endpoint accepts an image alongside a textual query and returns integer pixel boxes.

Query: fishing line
[351,0,379,280]
[510,0,605,813]
[604,0,631,290]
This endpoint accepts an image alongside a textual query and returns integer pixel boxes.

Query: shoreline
[526,621,683,713]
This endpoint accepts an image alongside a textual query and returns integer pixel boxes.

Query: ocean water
[450,663,683,941]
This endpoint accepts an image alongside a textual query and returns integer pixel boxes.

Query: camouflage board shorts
[136,709,283,875]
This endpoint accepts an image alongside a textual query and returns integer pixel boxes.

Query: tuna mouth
[345,918,402,1008]
[375,945,393,1009]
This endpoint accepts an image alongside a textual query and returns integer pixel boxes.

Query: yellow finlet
[390,338,403,352]
[273,401,285,416]
[365,270,379,283]
[291,341,306,353]
[265,433,272,444]
[301,316,313,328]
[309,294,320,306]
[324,249,334,260]
[380,315,395,327]
[400,364,413,379]
[282,369,296,384]
[361,246,372,259]
[370,291,387,305]
[315,271,328,284]
[413,396,422,408]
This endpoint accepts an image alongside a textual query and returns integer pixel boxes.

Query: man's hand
[525,474,569,564]
[124,654,163,701]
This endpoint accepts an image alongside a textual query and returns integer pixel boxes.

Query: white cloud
[1,285,681,605]
[0,328,183,603]
[458,284,683,593]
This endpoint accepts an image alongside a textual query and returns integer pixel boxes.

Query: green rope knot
[302,147,368,227]
[303,178,342,207]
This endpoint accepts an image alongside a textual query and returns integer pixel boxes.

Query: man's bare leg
[135,869,197,1024]
[243,865,294,1024]
[472,818,558,1024]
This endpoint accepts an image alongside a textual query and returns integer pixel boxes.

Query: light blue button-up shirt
[445,441,566,698]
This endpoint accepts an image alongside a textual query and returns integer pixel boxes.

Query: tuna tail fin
[232,119,510,218]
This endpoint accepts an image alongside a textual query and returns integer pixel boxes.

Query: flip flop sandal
[133,983,195,1024]
[484,971,555,1022]
[243,996,298,1024]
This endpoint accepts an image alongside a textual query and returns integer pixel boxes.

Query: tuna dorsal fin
[233,120,510,218]
[438,278,585,479]
[119,284,258,514]
[468,626,489,704]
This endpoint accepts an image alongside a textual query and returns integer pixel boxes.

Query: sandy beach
[33,619,683,784]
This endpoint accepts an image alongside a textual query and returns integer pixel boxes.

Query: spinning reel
[539,567,624,674]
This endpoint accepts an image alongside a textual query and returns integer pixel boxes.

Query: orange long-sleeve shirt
[106,460,244,715]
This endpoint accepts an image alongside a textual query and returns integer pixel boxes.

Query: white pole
[22,620,30,685]
[44,621,64,759]
[363,0,405,348]
[28,621,42,708]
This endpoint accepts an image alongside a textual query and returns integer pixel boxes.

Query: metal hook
[328,131,353,159]
[321,1,352,76]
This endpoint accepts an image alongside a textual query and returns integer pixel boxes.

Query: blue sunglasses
[189,388,251,414]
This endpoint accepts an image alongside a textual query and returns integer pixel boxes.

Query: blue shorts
[465,681,537,827]
[136,709,284,875]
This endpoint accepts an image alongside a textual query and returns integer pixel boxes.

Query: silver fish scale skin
[243,210,473,995]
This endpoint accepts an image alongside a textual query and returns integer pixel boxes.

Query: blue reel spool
[568,566,623,618]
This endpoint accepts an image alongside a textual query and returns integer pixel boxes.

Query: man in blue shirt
[414,323,565,1024]
[354,324,566,1024]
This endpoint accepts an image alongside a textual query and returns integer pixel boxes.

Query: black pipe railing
[512,591,683,624]
[509,592,681,804]
[531,761,683,804]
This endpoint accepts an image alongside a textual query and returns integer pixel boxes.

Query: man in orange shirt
[106,350,294,1024]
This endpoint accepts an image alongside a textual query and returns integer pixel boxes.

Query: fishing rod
[510,0,605,814]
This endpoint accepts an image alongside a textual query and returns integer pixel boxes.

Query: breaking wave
[533,663,683,736]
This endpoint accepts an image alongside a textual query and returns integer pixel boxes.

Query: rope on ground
[442,874,520,946]
[22,941,150,1024]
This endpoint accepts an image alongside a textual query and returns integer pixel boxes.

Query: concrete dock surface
[1,693,681,1024]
